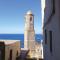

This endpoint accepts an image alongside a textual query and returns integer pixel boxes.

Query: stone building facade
[24,10,35,50]
[0,40,20,60]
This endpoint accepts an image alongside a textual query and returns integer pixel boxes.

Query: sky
[0,0,42,34]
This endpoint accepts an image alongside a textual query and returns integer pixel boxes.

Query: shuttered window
[52,0,55,14]
[49,31,52,53]
[45,30,47,44]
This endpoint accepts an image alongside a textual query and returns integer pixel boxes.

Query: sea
[0,34,43,48]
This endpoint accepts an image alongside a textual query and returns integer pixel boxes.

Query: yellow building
[27,40,43,60]
[24,10,35,50]
[24,10,43,60]
[0,40,20,60]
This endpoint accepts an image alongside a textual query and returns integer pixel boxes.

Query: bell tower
[24,10,35,50]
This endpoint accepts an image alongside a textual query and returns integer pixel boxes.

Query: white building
[41,0,45,28]
[42,0,60,60]
[0,40,20,60]
[24,10,35,50]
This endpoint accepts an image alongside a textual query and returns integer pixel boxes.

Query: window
[45,30,47,44]
[52,0,55,14]
[49,31,52,53]
[16,51,18,56]
[0,51,1,60]
[9,50,12,60]
[16,51,18,60]
[30,17,32,22]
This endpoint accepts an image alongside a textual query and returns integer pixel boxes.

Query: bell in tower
[24,10,35,50]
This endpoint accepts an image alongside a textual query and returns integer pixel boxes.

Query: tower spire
[26,10,32,15]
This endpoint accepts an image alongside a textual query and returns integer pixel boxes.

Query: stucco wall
[43,0,60,60]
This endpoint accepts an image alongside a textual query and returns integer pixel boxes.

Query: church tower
[24,10,35,50]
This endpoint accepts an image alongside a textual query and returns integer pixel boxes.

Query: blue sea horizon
[0,34,43,48]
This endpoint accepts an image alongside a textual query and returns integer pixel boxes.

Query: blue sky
[0,0,42,34]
